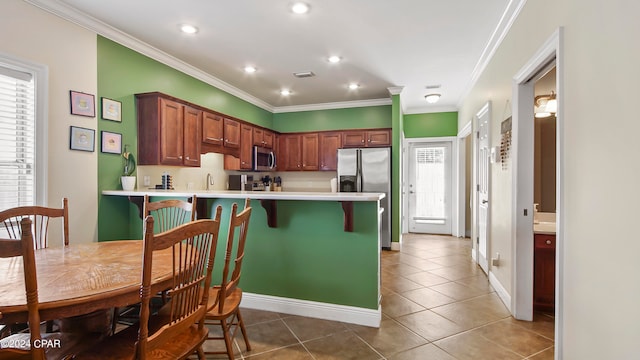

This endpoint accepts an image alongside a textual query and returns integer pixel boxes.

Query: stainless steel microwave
[253,146,276,171]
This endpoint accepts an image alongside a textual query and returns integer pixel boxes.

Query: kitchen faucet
[206,173,213,190]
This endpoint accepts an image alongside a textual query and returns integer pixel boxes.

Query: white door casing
[475,102,491,274]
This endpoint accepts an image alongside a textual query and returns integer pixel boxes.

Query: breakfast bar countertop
[102,189,385,202]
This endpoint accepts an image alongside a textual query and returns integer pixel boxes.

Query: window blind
[0,65,35,211]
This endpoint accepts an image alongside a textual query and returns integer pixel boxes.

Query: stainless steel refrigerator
[337,147,391,249]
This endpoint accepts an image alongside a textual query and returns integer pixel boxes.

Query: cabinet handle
[361,139,365,143]
[185,156,189,160]
[546,240,552,245]
[368,139,371,142]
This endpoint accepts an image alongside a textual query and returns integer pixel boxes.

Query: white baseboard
[390,242,401,251]
[241,292,381,328]
[489,271,512,313]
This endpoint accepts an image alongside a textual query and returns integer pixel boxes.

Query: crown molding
[457,0,528,107]
[273,98,391,114]
[403,104,459,115]
[25,0,275,112]
[387,86,405,96]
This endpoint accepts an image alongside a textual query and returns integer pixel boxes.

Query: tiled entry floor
[199,234,555,359]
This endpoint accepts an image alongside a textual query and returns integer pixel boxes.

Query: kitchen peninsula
[102,189,385,327]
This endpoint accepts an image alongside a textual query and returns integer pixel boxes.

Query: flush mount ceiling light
[244,66,257,73]
[348,83,360,90]
[180,24,198,34]
[328,55,341,63]
[424,93,441,104]
[280,89,292,96]
[291,2,310,14]
[534,91,557,118]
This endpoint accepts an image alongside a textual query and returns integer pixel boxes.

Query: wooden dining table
[0,240,175,325]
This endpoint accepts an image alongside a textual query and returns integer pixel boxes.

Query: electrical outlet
[491,252,500,267]
[143,176,150,186]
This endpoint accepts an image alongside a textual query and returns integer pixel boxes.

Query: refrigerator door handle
[357,149,363,192]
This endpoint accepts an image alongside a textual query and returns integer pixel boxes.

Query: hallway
[201,234,555,359]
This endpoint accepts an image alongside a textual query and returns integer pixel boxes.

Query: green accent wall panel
[208,199,380,309]
[403,112,458,138]
[273,105,391,133]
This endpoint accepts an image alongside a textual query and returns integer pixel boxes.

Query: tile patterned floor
[197,234,555,359]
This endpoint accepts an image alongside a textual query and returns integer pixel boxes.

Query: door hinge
[477,184,480,192]
[476,237,479,244]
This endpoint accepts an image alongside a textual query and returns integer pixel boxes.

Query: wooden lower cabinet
[534,234,556,312]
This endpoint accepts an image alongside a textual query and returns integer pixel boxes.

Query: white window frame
[0,52,48,207]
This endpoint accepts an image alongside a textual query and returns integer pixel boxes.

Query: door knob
[482,200,488,204]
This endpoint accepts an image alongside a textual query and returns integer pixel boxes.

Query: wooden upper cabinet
[319,132,341,171]
[342,129,391,148]
[301,133,319,171]
[182,105,202,167]
[223,118,241,149]
[282,135,302,170]
[367,129,391,147]
[240,124,253,170]
[136,93,200,167]
[253,128,274,148]
[202,112,223,146]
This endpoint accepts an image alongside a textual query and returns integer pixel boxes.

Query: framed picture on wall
[101,131,122,154]
[69,90,95,117]
[69,126,95,152]
[101,97,122,122]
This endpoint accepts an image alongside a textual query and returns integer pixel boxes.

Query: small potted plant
[121,145,137,191]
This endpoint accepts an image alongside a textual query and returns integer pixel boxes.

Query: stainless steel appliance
[253,146,276,171]
[228,174,253,191]
[337,147,391,249]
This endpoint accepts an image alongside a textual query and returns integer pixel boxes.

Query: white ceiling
[30,0,521,114]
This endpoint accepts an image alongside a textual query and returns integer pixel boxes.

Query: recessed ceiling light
[328,55,341,63]
[244,66,257,73]
[348,83,359,90]
[424,93,441,103]
[280,89,292,96]
[291,2,310,14]
[180,24,198,34]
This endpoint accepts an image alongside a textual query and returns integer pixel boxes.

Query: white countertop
[102,189,385,202]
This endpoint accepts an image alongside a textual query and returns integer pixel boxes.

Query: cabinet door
[202,112,223,146]
[159,97,184,165]
[319,132,341,171]
[282,135,302,170]
[263,130,274,148]
[223,118,241,148]
[342,131,366,148]
[253,127,264,146]
[240,124,253,170]
[183,105,202,167]
[534,234,556,311]
[301,133,319,171]
[367,129,391,147]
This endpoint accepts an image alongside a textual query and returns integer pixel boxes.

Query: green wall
[273,105,391,133]
[403,111,458,138]
[208,198,380,309]
[97,36,272,241]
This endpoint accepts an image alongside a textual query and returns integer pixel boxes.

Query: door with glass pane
[408,142,452,234]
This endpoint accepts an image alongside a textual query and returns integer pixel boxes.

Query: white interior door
[476,105,491,274]
[408,142,452,234]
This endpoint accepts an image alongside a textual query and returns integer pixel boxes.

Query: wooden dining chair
[204,198,252,359]
[113,194,198,333]
[143,194,197,233]
[0,218,100,360]
[0,198,69,333]
[0,197,69,249]
[72,206,223,360]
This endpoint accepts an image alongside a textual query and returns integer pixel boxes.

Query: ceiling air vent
[293,71,315,78]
